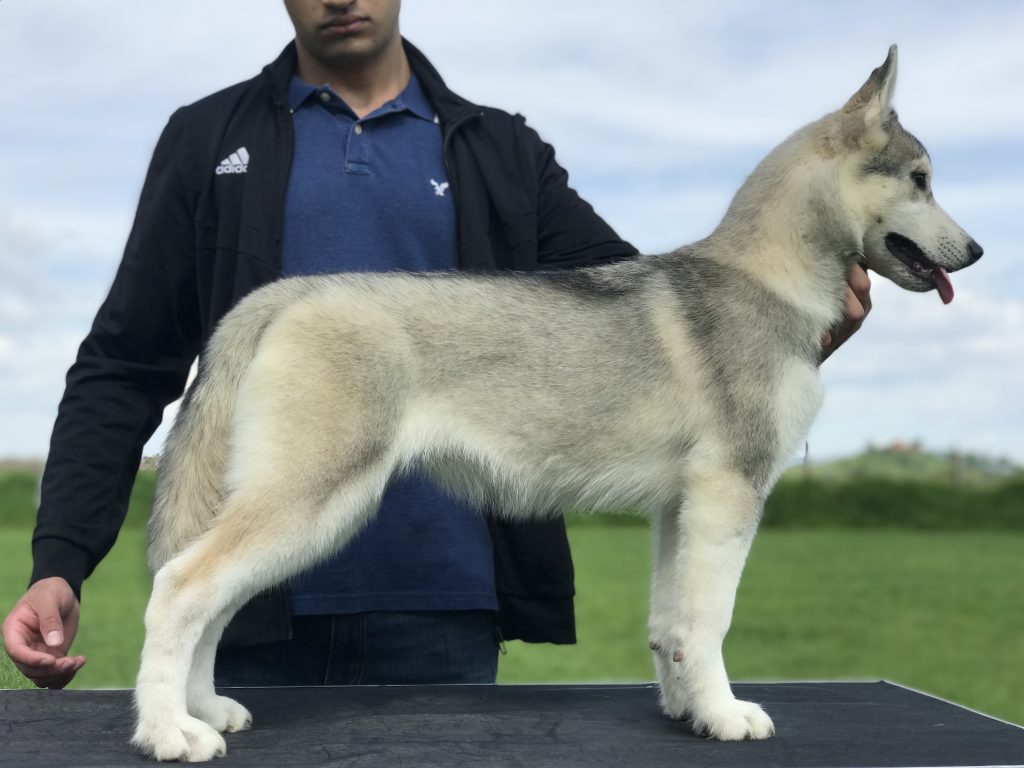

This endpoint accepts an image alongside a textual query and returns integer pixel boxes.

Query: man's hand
[2,577,86,688]
[820,264,872,362]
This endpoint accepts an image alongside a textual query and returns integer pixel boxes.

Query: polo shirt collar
[286,71,438,123]
[265,40,479,124]
[286,76,321,111]
[392,73,437,123]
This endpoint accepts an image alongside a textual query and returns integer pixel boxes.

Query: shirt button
[354,124,363,135]
[319,91,331,103]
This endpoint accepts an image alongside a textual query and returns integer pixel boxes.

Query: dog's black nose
[967,238,984,263]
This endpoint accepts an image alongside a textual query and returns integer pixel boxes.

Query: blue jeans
[214,611,499,686]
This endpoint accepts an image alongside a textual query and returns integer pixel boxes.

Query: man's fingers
[9,645,59,668]
[847,264,872,319]
[32,599,66,649]
[848,263,871,299]
[16,656,84,688]
[844,286,867,324]
[821,265,873,364]
[2,609,53,665]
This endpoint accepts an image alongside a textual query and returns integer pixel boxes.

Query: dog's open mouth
[885,233,954,304]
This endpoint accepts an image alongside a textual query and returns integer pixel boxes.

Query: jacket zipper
[442,110,483,259]
[271,97,297,277]
[442,110,483,173]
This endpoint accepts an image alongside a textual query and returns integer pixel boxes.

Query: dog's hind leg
[186,603,251,734]
[648,504,691,721]
[131,467,388,762]
[648,468,774,741]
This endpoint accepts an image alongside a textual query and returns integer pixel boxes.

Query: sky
[0,1,1021,464]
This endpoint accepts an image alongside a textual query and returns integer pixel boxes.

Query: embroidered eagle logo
[430,179,450,197]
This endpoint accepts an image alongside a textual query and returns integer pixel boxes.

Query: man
[3,0,871,689]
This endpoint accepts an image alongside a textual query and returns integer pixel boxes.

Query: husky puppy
[132,47,982,760]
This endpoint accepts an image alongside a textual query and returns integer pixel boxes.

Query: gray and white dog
[132,46,981,761]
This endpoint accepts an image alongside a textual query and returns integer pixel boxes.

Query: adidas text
[216,147,249,175]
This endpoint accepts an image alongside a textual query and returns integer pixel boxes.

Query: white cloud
[403,1,1024,146]
[812,275,1024,461]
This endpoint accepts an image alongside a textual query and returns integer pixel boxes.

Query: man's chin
[315,35,391,64]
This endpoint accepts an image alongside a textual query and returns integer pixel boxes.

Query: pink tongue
[934,268,954,304]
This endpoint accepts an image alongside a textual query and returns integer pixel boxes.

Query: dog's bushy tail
[146,279,315,572]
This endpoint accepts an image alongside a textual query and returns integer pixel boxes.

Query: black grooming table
[2,682,1022,767]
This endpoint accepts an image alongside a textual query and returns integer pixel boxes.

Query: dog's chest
[772,360,824,461]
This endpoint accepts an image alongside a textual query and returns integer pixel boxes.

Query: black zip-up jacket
[31,40,637,646]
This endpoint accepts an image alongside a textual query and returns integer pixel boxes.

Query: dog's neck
[705,156,858,333]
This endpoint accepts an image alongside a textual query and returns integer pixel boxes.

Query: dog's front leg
[648,470,774,740]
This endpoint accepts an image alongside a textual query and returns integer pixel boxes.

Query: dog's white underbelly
[395,397,689,517]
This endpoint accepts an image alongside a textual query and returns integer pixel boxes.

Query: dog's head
[833,46,982,303]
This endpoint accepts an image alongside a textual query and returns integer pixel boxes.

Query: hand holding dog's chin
[819,316,863,363]
[819,265,872,364]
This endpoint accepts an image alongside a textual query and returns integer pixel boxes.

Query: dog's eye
[911,171,928,191]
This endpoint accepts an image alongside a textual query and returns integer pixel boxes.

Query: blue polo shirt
[281,73,497,616]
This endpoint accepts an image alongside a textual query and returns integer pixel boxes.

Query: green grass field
[2,524,1021,726]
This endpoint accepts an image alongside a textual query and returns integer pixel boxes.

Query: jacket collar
[263,39,481,125]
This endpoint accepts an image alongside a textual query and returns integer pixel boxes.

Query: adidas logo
[215,147,249,175]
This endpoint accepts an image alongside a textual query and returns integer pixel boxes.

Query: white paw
[653,655,689,720]
[692,698,775,741]
[190,694,253,733]
[131,714,227,762]
[658,682,690,721]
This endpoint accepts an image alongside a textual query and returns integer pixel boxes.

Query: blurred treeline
[1,446,1021,530]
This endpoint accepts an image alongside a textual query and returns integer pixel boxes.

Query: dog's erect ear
[842,45,898,136]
